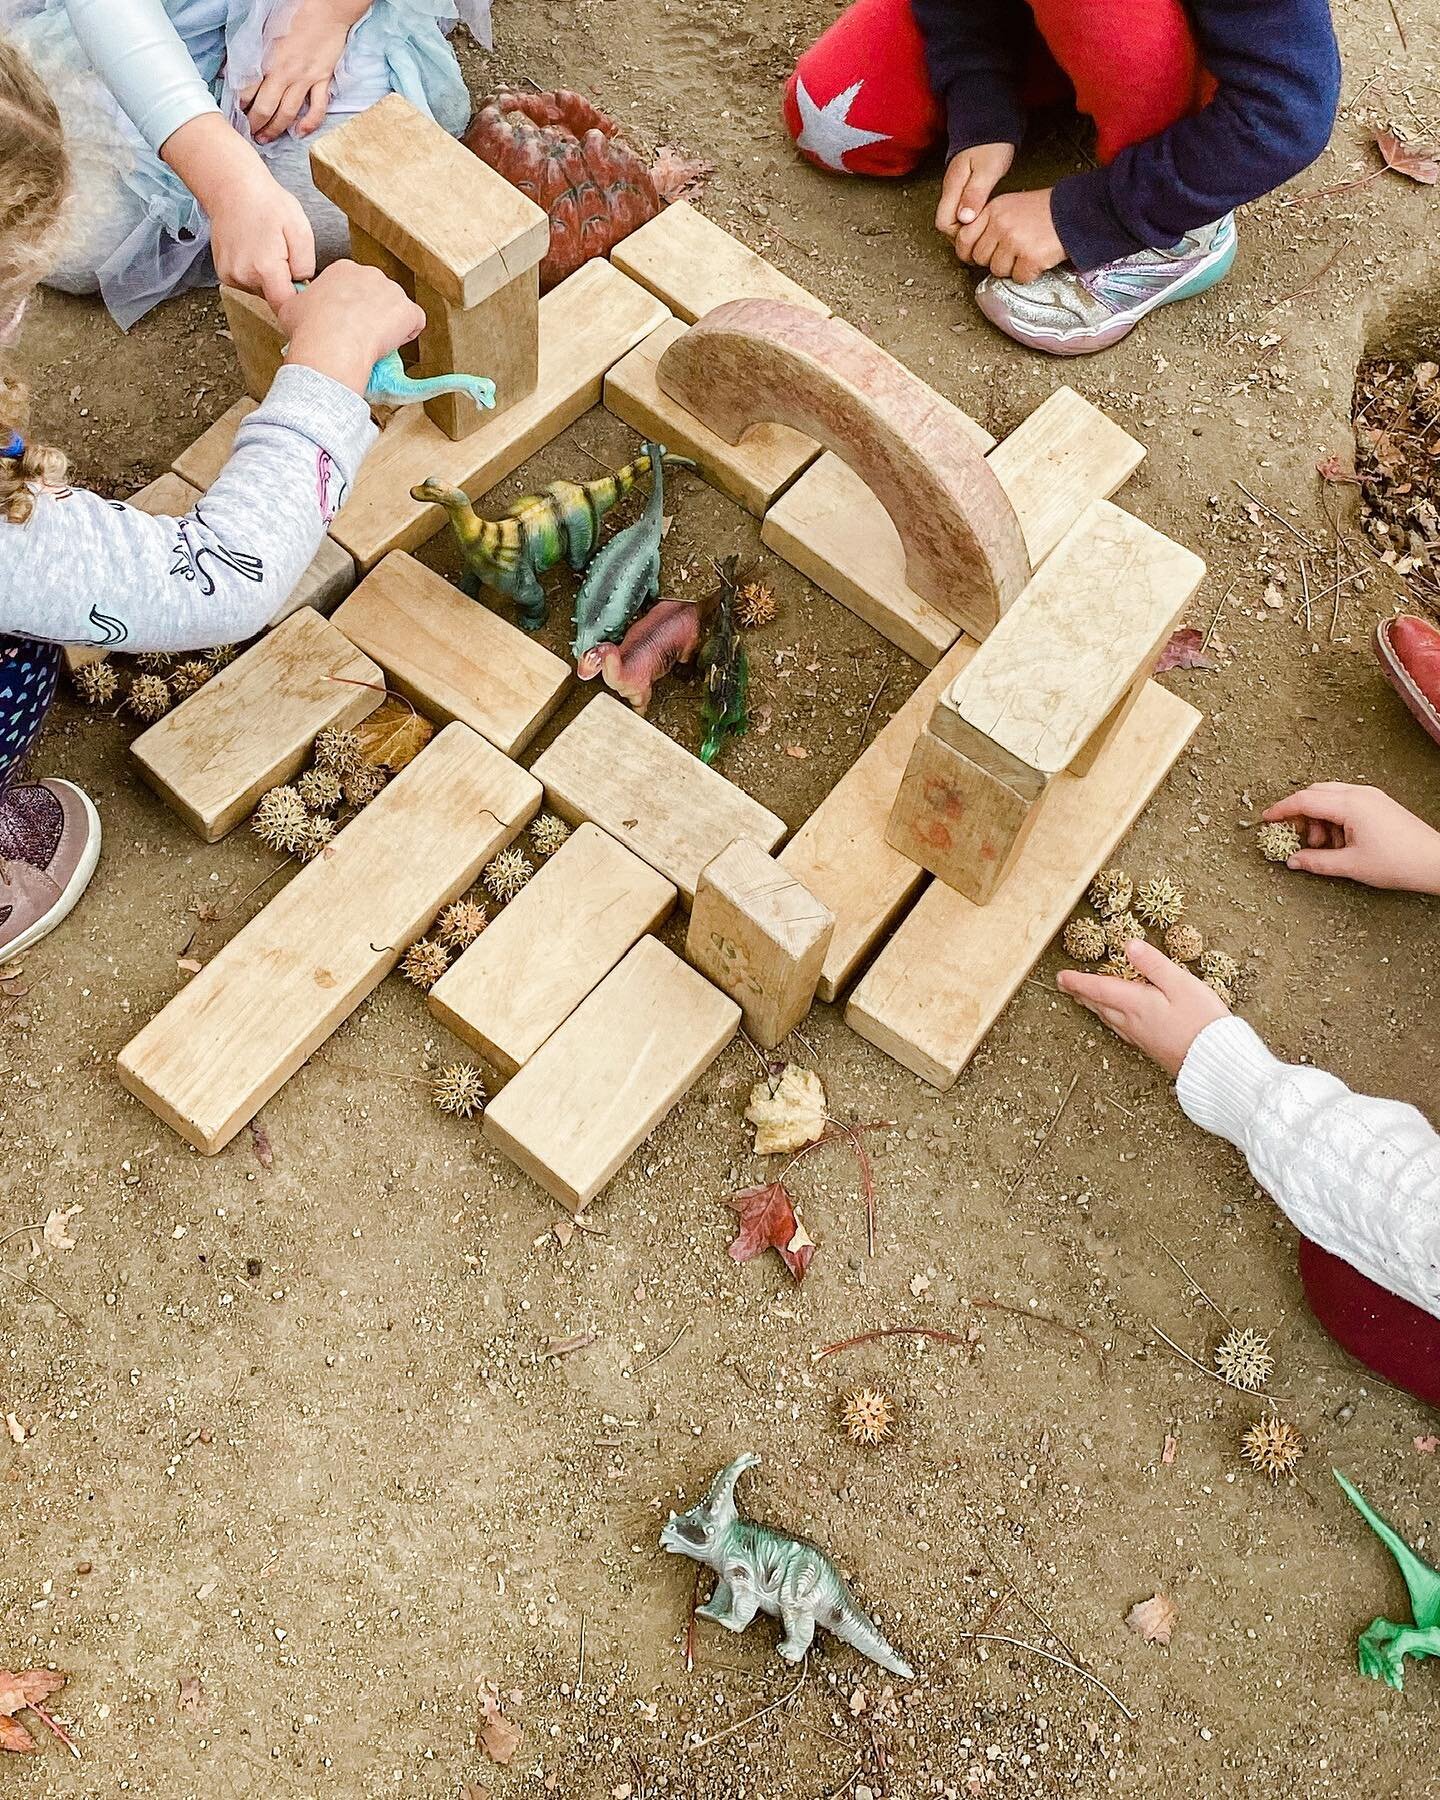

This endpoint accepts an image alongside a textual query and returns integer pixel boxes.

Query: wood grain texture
[983,386,1145,568]
[687,837,834,1048]
[172,400,256,488]
[610,202,832,323]
[331,552,569,754]
[658,300,1027,638]
[415,268,539,440]
[845,683,1202,1088]
[605,318,820,516]
[428,823,676,1075]
[530,693,786,904]
[309,95,547,307]
[220,287,285,401]
[481,935,739,1208]
[119,723,542,1151]
[129,607,384,842]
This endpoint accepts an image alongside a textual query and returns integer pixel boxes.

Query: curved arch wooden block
[655,299,1030,637]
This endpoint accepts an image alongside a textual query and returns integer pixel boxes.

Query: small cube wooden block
[331,552,569,756]
[482,935,739,1209]
[130,607,383,842]
[610,202,831,323]
[687,838,834,1048]
[428,822,676,1076]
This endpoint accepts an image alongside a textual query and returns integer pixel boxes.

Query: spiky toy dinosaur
[698,556,749,766]
[575,594,712,711]
[412,448,689,633]
[571,439,679,659]
[660,1453,916,1679]
[1335,1469,1440,1690]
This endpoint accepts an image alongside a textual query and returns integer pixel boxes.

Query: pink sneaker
[0,779,101,957]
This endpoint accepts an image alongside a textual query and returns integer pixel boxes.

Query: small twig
[556,1202,608,1238]
[685,1567,702,1672]
[813,1325,968,1361]
[0,1221,47,1249]
[686,1666,807,1752]
[633,1321,690,1374]
[219,857,295,918]
[1145,1231,1235,1328]
[1387,0,1409,50]
[576,1615,587,1697]
[957,1632,1135,1722]
[1199,578,1238,652]
[980,1533,1084,1667]
[1234,482,1323,552]
[29,1699,80,1759]
[1006,1073,1080,1203]
[1300,554,1312,634]
[822,1765,862,1799]
[0,1264,82,1329]
[825,1116,878,1256]
[969,1295,1106,1376]
[540,1331,597,1360]
[1147,1320,1237,1386]
[857,674,891,747]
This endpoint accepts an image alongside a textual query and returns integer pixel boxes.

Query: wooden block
[984,387,1145,569]
[530,694,786,904]
[415,268,540,440]
[328,260,670,571]
[845,683,1202,1089]
[659,302,1027,639]
[331,552,569,755]
[428,823,676,1075]
[119,724,541,1152]
[779,642,977,1001]
[310,95,548,309]
[481,936,739,1208]
[268,535,357,623]
[611,202,831,324]
[605,318,819,516]
[221,287,285,401]
[129,607,384,842]
[687,838,834,1048]
[173,400,256,488]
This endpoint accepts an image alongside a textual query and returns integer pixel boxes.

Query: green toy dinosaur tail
[1334,1469,1440,1624]
[582,447,696,519]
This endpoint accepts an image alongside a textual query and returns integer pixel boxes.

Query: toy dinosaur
[571,439,681,660]
[698,556,749,766]
[1335,1469,1440,1690]
[659,1453,916,1679]
[576,594,711,711]
[365,350,496,414]
[412,448,687,633]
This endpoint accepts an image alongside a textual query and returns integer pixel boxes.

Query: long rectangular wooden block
[605,318,820,515]
[428,822,676,1076]
[331,552,569,755]
[845,683,1202,1089]
[983,387,1145,570]
[129,607,384,842]
[482,935,739,1208]
[530,694,786,904]
[611,202,831,323]
[119,723,542,1152]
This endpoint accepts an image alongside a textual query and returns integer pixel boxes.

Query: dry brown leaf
[723,1180,815,1281]
[0,1668,68,1756]
[176,1675,207,1719]
[479,1711,521,1766]
[5,1414,26,1445]
[176,956,203,975]
[1415,1434,1439,1454]
[650,145,715,206]
[1154,628,1216,672]
[42,1205,81,1251]
[1162,1433,1179,1465]
[249,1120,274,1171]
[1376,129,1440,185]
[459,1785,489,1800]
[356,697,433,771]
[1125,1592,1177,1646]
[1316,452,1361,486]
[745,1064,827,1155]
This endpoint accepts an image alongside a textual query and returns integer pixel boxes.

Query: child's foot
[975,214,1237,356]
[1375,615,1440,747]
[0,780,102,958]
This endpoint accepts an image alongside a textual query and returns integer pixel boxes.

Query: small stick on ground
[969,1295,1106,1377]
[1006,1072,1080,1203]
[685,1567,703,1672]
[1234,481,1323,553]
[958,1632,1135,1722]
[1145,1230,1236,1328]
[1387,0,1409,50]
[576,1615,587,1697]
[686,1666,807,1753]
[813,1325,968,1362]
[1199,578,1238,652]
[1300,554,1312,634]
[0,1264,82,1330]
[633,1321,691,1374]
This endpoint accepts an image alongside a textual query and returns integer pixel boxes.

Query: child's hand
[1057,940,1229,1078]
[936,144,1016,240]
[1264,783,1440,895]
[242,0,365,143]
[210,163,317,314]
[953,189,1065,285]
[276,261,426,394]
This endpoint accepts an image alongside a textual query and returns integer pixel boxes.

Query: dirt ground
[5,1,1440,1795]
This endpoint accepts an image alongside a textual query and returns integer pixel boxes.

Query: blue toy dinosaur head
[660,1453,759,1560]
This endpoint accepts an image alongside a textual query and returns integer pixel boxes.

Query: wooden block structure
[129,607,384,842]
[687,838,834,1049]
[482,936,739,1210]
[119,723,541,1152]
[611,202,832,324]
[331,552,569,756]
[428,823,676,1077]
[310,95,548,439]
[885,502,1206,903]
[220,287,285,403]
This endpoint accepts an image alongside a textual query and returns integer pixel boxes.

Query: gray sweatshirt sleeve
[0,365,377,654]
[64,0,220,152]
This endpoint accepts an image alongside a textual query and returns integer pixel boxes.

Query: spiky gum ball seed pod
[296,766,343,813]
[1103,952,1147,982]
[1214,1326,1273,1392]
[313,725,363,775]
[399,937,450,989]
[1203,976,1234,1005]
[530,812,571,857]
[169,659,213,699]
[1103,911,1145,959]
[1241,1415,1303,1481]
[1088,866,1133,918]
[435,898,488,950]
[1257,820,1302,864]
[840,1387,896,1446]
[433,1062,487,1119]
[482,845,534,903]
[295,815,336,862]
[136,650,171,672]
[1164,922,1204,963]
[342,763,389,809]
[72,658,119,706]
[1135,875,1185,930]
[735,581,777,629]
[127,673,173,721]
[251,785,310,855]
[1062,916,1107,961]
[205,643,237,668]
[1199,949,1239,989]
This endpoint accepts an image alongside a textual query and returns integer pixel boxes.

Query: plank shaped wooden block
[482,935,739,1209]
[530,693,786,904]
[611,202,831,324]
[985,386,1145,570]
[428,822,676,1075]
[846,682,1202,1089]
[129,607,384,842]
[687,837,834,1049]
[778,637,976,1002]
[221,286,285,402]
[173,399,256,487]
[331,552,569,755]
[310,95,548,308]
[327,259,670,571]
[119,722,541,1152]
[605,318,820,516]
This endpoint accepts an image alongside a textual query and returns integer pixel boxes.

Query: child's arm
[910,0,1027,233]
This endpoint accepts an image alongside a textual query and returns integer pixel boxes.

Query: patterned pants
[0,638,63,794]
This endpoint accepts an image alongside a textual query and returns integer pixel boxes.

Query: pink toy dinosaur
[575,597,707,711]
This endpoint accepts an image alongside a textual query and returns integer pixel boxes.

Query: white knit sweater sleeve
[1176,1015,1440,1317]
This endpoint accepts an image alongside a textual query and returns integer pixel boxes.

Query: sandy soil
[5,3,1440,1796]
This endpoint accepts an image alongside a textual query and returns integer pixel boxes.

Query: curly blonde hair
[0,37,71,525]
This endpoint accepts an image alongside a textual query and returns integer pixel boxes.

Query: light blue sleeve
[63,0,220,152]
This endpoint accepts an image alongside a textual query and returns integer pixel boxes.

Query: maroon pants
[1299,1238,1440,1409]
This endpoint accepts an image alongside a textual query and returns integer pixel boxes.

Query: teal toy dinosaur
[1335,1469,1440,1690]
[660,1453,916,1679]
[571,439,678,660]
[364,350,495,414]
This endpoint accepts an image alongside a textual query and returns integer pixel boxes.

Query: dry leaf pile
[1352,356,1440,599]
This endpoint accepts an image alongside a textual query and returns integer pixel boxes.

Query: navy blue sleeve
[1051,0,1341,269]
[910,0,1031,157]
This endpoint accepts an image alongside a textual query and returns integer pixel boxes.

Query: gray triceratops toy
[659,1452,916,1679]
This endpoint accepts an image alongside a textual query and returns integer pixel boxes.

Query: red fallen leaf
[249,1120,273,1171]
[478,1711,521,1767]
[1376,129,1440,185]
[177,1674,207,1719]
[724,1181,815,1281]
[1316,452,1361,486]
[1125,1592,1177,1646]
[1154,627,1216,673]
[1162,1433,1179,1465]
[650,144,715,207]
[0,1668,68,1756]
[0,1715,36,1754]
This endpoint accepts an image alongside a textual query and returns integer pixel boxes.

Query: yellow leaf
[355,697,433,771]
